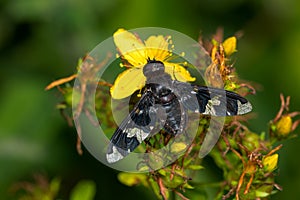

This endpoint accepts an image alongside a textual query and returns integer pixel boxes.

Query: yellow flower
[263,154,279,172]
[110,28,195,99]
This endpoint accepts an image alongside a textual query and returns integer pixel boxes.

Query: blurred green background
[1,0,299,199]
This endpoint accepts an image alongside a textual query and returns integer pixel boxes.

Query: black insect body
[106,60,252,163]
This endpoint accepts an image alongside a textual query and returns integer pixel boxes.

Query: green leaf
[187,165,204,170]
[70,180,96,200]
[183,183,194,189]
[163,177,184,188]
[158,169,167,176]
[255,190,270,197]
[183,158,193,167]
[260,132,266,140]
[149,178,161,199]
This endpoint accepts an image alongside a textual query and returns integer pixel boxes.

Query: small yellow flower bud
[263,154,279,172]
[117,172,147,186]
[222,36,237,56]
[170,142,187,153]
[276,116,292,137]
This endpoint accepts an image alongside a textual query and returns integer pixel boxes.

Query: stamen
[137,88,142,97]
[152,35,172,61]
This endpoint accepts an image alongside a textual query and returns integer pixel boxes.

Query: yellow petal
[144,35,171,61]
[113,28,147,66]
[222,36,237,56]
[164,63,195,82]
[110,67,146,99]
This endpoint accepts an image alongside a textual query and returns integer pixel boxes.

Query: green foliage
[70,180,96,200]
[46,29,300,199]
[12,175,96,200]
[11,175,61,200]
[2,1,300,199]
[45,29,299,200]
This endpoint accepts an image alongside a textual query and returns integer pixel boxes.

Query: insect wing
[106,91,157,163]
[172,80,252,116]
[194,86,252,116]
[163,96,188,136]
[172,81,200,113]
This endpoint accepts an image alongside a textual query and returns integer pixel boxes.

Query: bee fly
[106,59,252,163]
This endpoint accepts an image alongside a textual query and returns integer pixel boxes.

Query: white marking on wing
[237,101,252,115]
[106,146,125,163]
[126,127,149,143]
